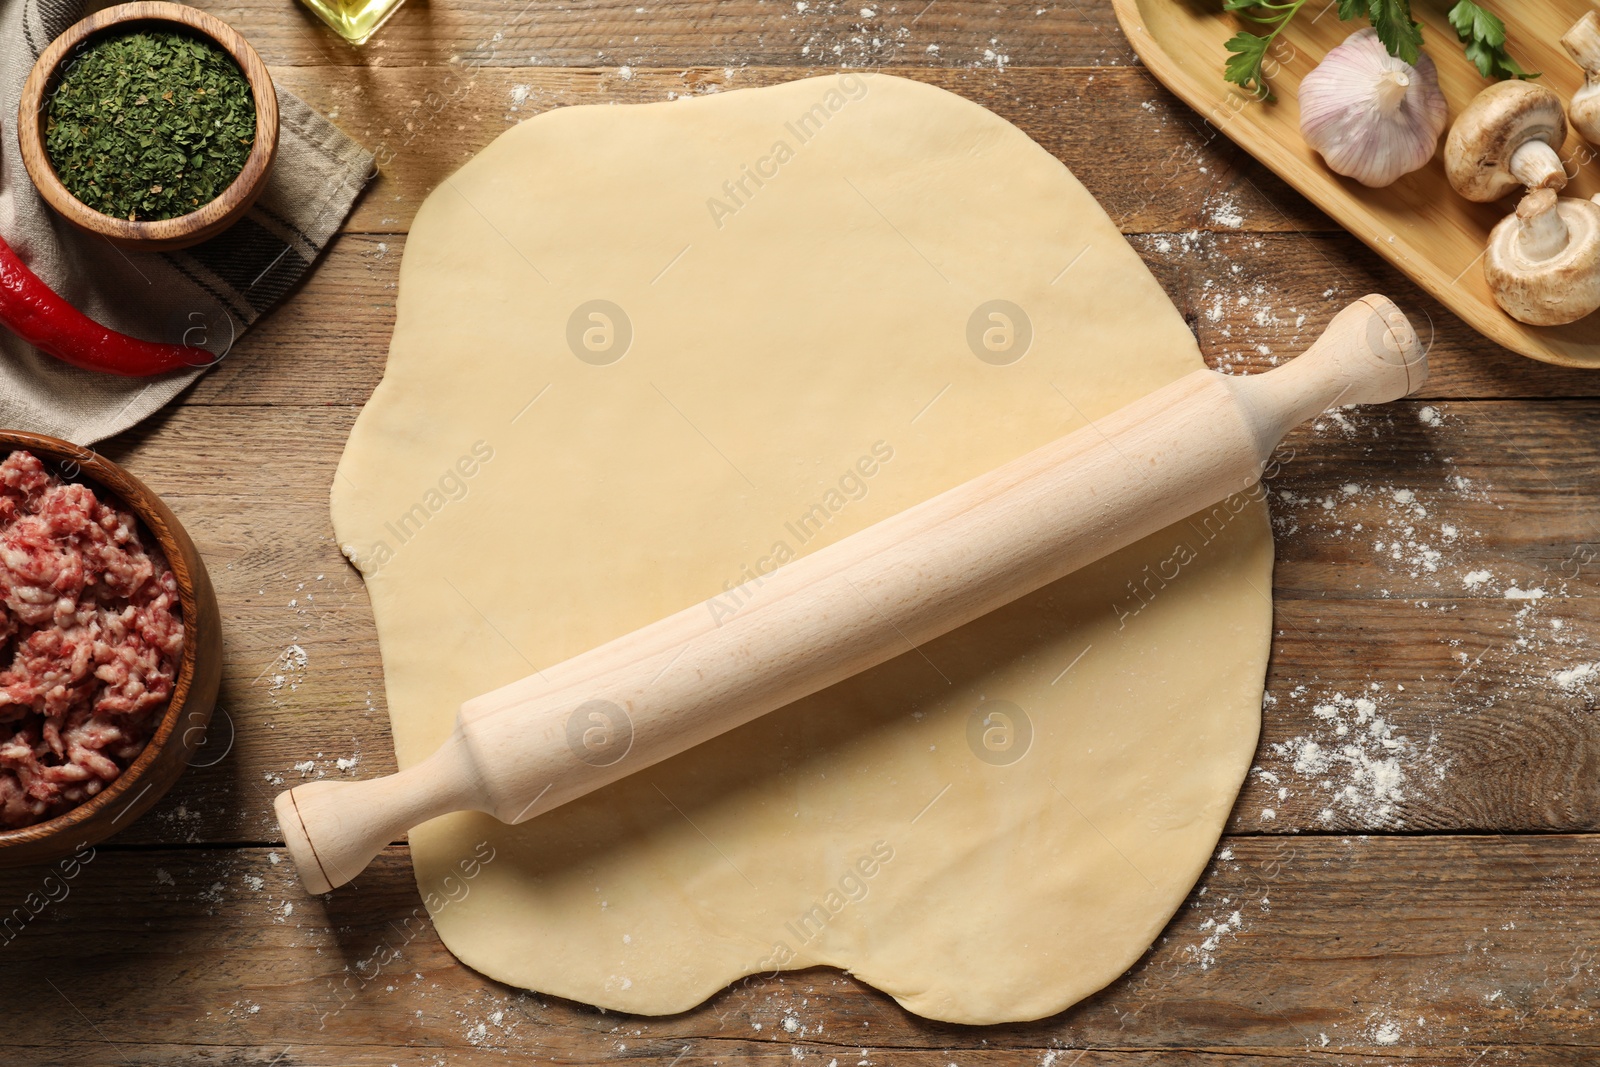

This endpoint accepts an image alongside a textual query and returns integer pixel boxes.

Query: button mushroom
[1483,188,1600,326]
[1444,81,1569,202]
[1562,11,1600,144]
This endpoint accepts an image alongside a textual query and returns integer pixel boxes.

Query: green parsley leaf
[1220,0,1310,99]
[1366,0,1423,65]
[1223,29,1275,98]
[1447,1,1537,79]
[1221,0,1538,98]
[1448,0,1502,47]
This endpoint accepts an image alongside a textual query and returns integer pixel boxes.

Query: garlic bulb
[1299,28,1449,188]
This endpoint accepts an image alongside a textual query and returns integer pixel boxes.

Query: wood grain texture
[201,0,1137,69]
[267,65,1327,238]
[56,396,1600,849]
[1127,231,1600,397]
[192,232,1600,407]
[3,837,1598,1063]
[11,0,1600,1058]
[1114,0,1600,367]
[91,589,1600,846]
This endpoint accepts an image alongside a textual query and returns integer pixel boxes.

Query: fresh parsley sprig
[1339,0,1423,64]
[1447,1,1538,81]
[1221,0,1307,99]
[1222,0,1534,100]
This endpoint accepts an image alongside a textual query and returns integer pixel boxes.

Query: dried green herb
[44,30,256,222]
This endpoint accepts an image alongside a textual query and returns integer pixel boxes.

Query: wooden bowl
[16,2,279,252]
[0,431,222,867]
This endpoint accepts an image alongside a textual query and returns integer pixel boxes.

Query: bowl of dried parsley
[16,1,279,251]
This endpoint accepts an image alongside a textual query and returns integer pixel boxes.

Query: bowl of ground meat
[0,432,220,867]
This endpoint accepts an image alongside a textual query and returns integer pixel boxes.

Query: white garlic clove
[1299,28,1450,188]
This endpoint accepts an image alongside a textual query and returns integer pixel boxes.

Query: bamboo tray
[1111,0,1600,368]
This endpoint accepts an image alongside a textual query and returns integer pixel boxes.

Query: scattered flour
[1267,435,1509,592]
[267,644,309,695]
[1176,241,1317,372]
[1554,663,1600,691]
[1204,189,1245,228]
[1262,686,1439,828]
[1186,903,1255,971]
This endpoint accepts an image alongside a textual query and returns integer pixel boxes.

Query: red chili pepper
[0,236,217,377]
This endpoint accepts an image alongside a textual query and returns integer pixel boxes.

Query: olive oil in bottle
[297,0,405,45]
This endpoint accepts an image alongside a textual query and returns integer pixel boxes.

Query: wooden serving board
[1111,0,1600,368]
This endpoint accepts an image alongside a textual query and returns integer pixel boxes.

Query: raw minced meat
[0,451,184,829]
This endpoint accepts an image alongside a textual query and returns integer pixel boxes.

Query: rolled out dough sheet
[332,72,1273,1024]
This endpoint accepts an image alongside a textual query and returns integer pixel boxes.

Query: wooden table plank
[90,591,1600,844]
[1130,233,1600,398]
[192,232,1600,409]
[97,589,1600,846]
[12,0,1600,1059]
[1241,598,1600,833]
[4,835,1597,1063]
[120,401,1600,607]
[203,0,1136,70]
[270,65,1327,237]
[63,393,1600,847]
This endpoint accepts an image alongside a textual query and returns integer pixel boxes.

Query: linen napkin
[2,0,374,444]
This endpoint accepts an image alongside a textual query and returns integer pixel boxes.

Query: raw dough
[332,73,1272,1024]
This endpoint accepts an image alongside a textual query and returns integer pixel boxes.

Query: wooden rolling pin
[276,295,1425,894]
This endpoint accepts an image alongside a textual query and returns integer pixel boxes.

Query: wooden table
[7,2,1600,1063]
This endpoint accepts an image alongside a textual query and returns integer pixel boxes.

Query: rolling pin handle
[1229,295,1427,455]
[274,732,482,894]
[1297,294,1426,406]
